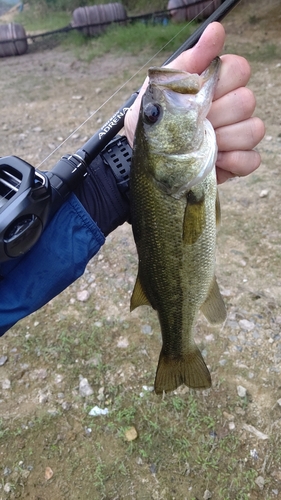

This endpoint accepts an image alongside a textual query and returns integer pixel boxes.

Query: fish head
[139,57,221,156]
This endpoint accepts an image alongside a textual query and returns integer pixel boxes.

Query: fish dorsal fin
[200,277,227,324]
[130,275,151,311]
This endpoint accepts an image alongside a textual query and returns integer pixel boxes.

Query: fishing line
[36,0,220,168]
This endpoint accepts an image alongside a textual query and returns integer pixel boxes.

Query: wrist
[100,135,132,200]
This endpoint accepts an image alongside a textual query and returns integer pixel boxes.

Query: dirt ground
[0,1,281,499]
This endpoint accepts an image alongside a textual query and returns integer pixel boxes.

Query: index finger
[213,54,251,100]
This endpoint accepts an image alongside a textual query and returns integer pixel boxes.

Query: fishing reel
[0,152,88,263]
[0,134,132,263]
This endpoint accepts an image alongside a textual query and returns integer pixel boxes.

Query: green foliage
[20,0,168,14]
[65,20,195,61]
[15,8,71,31]
[122,0,167,15]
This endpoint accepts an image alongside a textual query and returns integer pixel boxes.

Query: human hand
[124,22,265,184]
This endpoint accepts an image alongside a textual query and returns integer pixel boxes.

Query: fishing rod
[0,0,241,262]
[79,0,242,163]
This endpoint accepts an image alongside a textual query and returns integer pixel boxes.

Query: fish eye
[143,103,162,124]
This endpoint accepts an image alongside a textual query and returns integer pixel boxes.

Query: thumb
[167,22,225,74]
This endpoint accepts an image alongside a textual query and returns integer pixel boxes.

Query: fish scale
[130,57,227,394]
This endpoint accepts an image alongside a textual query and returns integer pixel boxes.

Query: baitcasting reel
[0,134,132,263]
[0,152,88,263]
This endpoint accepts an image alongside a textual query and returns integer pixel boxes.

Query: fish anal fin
[154,346,211,395]
[200,276,227,324]
[130,275,151,312]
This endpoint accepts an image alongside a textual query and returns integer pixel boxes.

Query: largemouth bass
[130,57,227,395]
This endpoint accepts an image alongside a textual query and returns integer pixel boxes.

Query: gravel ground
[0,1,281,499]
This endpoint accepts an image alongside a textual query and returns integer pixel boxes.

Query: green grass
[15,9,71,32]
[65,20,196,61]
[14,6,196,62]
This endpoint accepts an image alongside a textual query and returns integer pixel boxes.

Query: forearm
[0,136,132,335]
[0,194,105,335]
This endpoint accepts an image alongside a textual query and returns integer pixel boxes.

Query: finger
[215,117,265,152]
[167,22,225,73]
[125,22,226,146]
[208,87,256,129]
[214,54,251,99]
[216,149,262,184]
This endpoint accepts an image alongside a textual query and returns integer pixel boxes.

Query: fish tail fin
[154,346,211,395]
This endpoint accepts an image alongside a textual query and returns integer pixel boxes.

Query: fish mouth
[148,57,221,97]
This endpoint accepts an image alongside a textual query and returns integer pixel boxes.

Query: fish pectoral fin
[183,189,205,245]
[130,275,151,311]
[216,189,221,227]
[200,277,227,324]
[154,346,211,395]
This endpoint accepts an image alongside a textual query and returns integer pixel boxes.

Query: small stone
[3,467,12,476]
[71,133,80,140]
[4,483,12,493]
[237,385,247,398]
[149,463,157,474]
[97,387,104,401]
[205,334,214,342]
[243,424,268,440]
[223,411,234,421]
[54,374,63,384]
[141,324,152,335]
[30,368,47,380]
[117,337,129,348]
[79,377,94,397]
[94,321,102,328]
[61,401,71,411]
[124,426,138,442]
[239,319,255,331]
[38,393,48,404]
[45,466,54,480]
[0,355,8,366]
[2,378,11,390]
[255,476,265,489]
[250,449,258,460]
[229,422,235,430]
[142,385,154,392]
[77,290,90,302]
[259,189,269,198]
[203,490,212,499]
[88,405,109,416]
[72,95,83,100]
